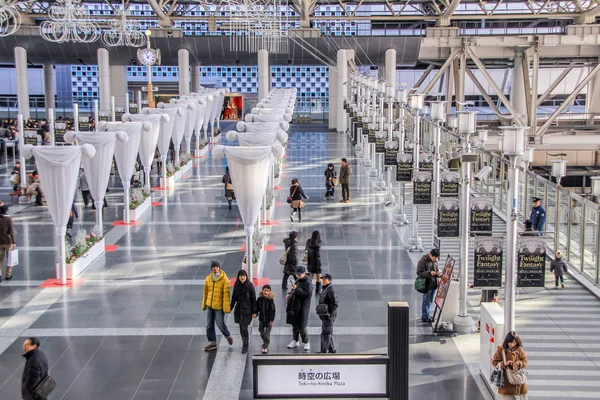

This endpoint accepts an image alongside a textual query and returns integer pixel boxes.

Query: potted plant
[129,188,152,220]
[65,224,105,278]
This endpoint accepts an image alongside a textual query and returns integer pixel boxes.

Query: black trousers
[239,323,250,346]
[341,183,350,200]
[82,190,92,206]
[259,321,272,348]
[292,208,302,219]
[320,317,337,353]
[282,272,292,289]
[292,325,309,343]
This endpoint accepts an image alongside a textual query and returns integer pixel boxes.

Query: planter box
[211,133,221,143]
[160,160,192,188]
[241,262,260,281]
[195,146,208,158]
[66,238,105,279]
[273,177,281,187]
[266,206,274,221]
[130,197,151,221]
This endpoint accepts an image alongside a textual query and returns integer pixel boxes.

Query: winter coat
[222,172,235,199]
[491,345,528,396]
[416,255,439,291]
[230,280,257,326]
[285,275,313,328]
[550,258,568,277]
[257,292,276,323]
[0,215,15,246]
[318,283,338,321]
[21,348,49,400]
[283,237,298,275]
[324,168,337,189]
[529,205,546,232]
[340,164,350,185]
[79,172,89,192]
[289,183,308,209]
[306,239,322,274]
[202,271,232,313]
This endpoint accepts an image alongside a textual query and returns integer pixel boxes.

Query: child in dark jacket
[550,250,568,289]
[256,285,276,354]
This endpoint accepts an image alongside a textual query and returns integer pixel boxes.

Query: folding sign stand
[431,255,456,335]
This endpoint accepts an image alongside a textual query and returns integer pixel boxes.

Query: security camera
[474,166,493,182]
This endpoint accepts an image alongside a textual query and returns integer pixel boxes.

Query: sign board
[413,171,432,205]
[470,198,493,237]
[253,355,389,398]
[419,154,434,172]
[129,103,138,114]
[115,107,124,121]
[517,237,546,287]
[78,116,90,131]
[396,153,413,182]
[368,129,376,144]
[24,130,38,146]
[54,122,67,144]
[375,132,386,153]
[474,238,503,288]
[384,140,399,166]
[437,198,460,238]
[432,255,456,333]
[440,171,460,196]
[99,115,109,122]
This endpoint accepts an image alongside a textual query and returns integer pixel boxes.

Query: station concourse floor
[0,123,591,400]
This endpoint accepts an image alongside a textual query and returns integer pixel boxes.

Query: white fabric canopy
[226,130,287,146]
[237,121,290,134]
[143,107,177,160]
[199,95,213,137]
[245,113,292,123]
[122,113,165,190]
[171,99,196,155]
[22,144,96,283]
[158,103,189,165]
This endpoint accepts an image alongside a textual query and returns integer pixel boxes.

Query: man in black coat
[416,249,440,323]
[21,337,49,400]
[318,273,338,353]
[286,266,313,351]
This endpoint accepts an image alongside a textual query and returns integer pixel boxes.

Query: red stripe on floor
[111,220,142,226]
[39,278,85,288]
[105,245,120,252]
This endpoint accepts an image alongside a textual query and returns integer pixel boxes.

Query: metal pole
[49,108,55,146]
[432,122,441,224]
[505,156,519,332]
[408,111,423,251]
[246,229,253,281]
[73,103,79,130]
[18,115,26,194]
[59,232,67,284]
[111,96,116,121]
[137,90,142,114]
[94,100,99,128]
[124,183,131,223]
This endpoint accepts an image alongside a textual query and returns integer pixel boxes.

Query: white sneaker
[287,340,299,349]
[303,342,310,351]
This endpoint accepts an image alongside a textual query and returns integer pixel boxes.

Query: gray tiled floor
[0,125,487,399]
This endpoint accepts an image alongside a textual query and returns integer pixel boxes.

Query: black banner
[437,198,460,238]
[473,238,503,288]
[375,136,386,153]
[54,122,66,144]
[129,104,138,114]
[384,140,399,166]
[24,130,38,146]
[99,115,109,122]
[440,172,460,196]
[78,117,90,131]
[517,237,546,288]
[413,171,432,205]
[419,154,434,172]
[470,198,493,237]
[115,111,124,122]
[396,153,413,182]
[368,129,376,144]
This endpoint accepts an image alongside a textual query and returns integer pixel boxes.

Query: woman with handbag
[323,163,337,200]
[0,205,15,282]
[306,230,323,294]
[289,178,308,222]
[222,166,235,210]
[282,231,298,290]
[492,331,528,399]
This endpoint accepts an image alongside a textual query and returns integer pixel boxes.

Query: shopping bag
[7,248,18,267]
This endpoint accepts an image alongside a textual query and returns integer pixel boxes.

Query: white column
[109,65,128,110]
[258,49,269,100]
[511,51,527,123]
[43,63,55,116]
[385,49,396,87]
[337,49,347,133]
[15,47,29,119]
[98,48,111,115]
[178,49,190,96]
[328,66,338,131]
[191,63,201,93]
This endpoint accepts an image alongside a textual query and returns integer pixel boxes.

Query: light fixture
[145,29,152,37]
[477,129,489,144]
[447,115,458,129]
[378,81,385,94]
[40,0,100,43]
[551,159,568,180]
[457,111,478,135]
[409,94,424,111]
[101,1,147,48]
[499,126,528,156]
[524,148,535,164]
[228,0,288,53]
[591,176,600,197]
[430,101,446,122]
[396,90,408,104]
[0,0,20,37]
[498,137,503,153]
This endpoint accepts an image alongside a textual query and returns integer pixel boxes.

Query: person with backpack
[282,231,298,290]
[316,273,338,353]
[230,270,257,354]
[550,250,567,289]
[289,178,308,222]
[416,248,440,323]
[286,266,313,351]
[256,284,276,354]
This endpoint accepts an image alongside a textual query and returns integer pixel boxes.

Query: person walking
[339,158,351,203]
[21,337,49,400]
[492,331,528,400]
[79,169,91,208]
[286,266,313,351]
[550,250,567,289]
[202,261,234,351]
[289,178,308,222]
[222,166,235,210]
[282,231,298,290]
[0,205,15,282]
[317,273,338,354]
[529,197,546,234]
[11,161,21,191]
[416,248,440,323]
[230,270,257,354]
[323,163,337,200]
[256,284,276,354]
[306,230,323,295]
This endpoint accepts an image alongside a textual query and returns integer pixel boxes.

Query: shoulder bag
[279,247,290,266]
[33,374,57,398]
[332,177,338,186]
[225,176,233,191]
[287,186,298,204]
[414,277,428,293]
[502,349,528,385]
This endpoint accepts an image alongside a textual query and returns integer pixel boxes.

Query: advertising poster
[473,238,503,287]
[115,107,124,121]
[99,115,109,122]
[368,128,376,143]
[517,237,546,287]
[384,140,399,166]
[375,131,386,153]
[437,198,460,238]
[396,153,413,182]
[78,116,90,131]
[470,198,493,237]
[24,130,38,146]
[129,103,138,114]
[440,171,460,196]
[419,154,434,172]
[413,171,432,205]
[434,255,455,310]
[54,122,67,144]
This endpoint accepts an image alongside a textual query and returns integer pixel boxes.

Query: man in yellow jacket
[202,261,233,351]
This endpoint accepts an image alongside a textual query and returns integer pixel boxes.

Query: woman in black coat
[286,267,313,350]
[222,166,235,210]
[282,231,298,290]
[306,230,323,294]
[289,178,308,222]
[231,270,257,353]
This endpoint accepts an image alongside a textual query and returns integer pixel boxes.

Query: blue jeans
[206,307,231,343]
[421,289,436,319]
